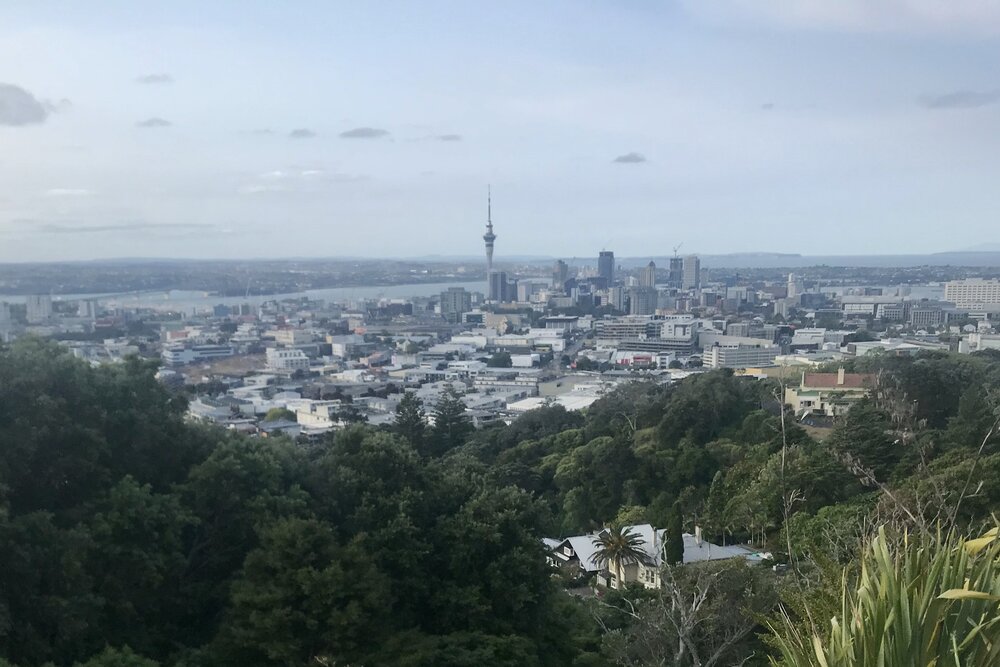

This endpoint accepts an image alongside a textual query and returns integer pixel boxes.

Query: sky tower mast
[483,185,496,273]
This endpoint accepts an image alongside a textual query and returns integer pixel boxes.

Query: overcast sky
[2,0,1000,262]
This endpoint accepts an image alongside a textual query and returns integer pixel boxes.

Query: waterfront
[0,280,486,312]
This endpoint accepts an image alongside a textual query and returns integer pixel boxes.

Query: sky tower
[483,185,496,273]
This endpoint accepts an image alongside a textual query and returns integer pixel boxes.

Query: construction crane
[672,243,683,257]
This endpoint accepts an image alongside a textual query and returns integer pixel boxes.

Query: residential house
[545,523,758,590]
[784,367,874,418]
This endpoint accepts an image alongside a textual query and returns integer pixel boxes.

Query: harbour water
[0,280,486,311]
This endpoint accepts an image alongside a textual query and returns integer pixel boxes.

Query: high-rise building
[787,273,804,300]
[440,287,472,322]
[668,256,683,288]
[0,302,11,326]
[608,286,627,312]
[682,255,701,290]
[26,294,52,324]
[629,287,658,315]
[639,261,656,288]
[598,251,615,285]
[489,270,509,303]
[552,260,569,289]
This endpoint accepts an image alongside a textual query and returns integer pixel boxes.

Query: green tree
[663,503,684,566]
[827,399,899,482]
[428,387,473,457]
[488,351,514,368]
[394,391,427,449]
[262,407,295,422]
[74,646,159,667]
[214,518,390,665]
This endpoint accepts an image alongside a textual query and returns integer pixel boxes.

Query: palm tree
[591,525,649,589]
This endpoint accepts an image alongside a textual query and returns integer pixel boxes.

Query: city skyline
[4,1,1000,262]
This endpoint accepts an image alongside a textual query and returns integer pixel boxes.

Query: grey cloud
[136,73,174,84]
[0,83,50,126]
[761,102,775,110]
[289,128,317,139]
[137,117,172,128]
[435,134,462,142]
[613,152,647,164]
[919,90,1000,109]
[340,126,389,139]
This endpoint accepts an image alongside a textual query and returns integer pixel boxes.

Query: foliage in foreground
[769,527,1000,667]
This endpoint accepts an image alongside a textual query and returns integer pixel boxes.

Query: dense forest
[2,338,1000,666]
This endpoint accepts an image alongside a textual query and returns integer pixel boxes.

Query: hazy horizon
[3,1,1000,261]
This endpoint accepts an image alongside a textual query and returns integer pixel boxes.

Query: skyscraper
[682,255,701,290]
[489,270,509,303]
[629,287,658,315]
[639,261,656,288]
[440,287,472,323]
[598,251,615,285]
[552,259,568,289]
[668,256,683,288]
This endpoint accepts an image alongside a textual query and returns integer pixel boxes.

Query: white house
[545,523,759,590]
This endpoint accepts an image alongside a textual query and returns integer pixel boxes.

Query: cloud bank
[613,152,647,164]
[136,117,172,128]
[340,127,389,139]
[920,90,1000,109]
[0,83,51,126]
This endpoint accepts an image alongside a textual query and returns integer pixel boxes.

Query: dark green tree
[213,518,390,665]
[73,646,159,667]
[663,503,684,566]
[394,391,427,449]
[428,387,473,457]
[488,351,513,368]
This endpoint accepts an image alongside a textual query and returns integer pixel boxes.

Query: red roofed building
[784,367,875,418]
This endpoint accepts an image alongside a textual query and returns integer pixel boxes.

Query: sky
[2,0,1000,262]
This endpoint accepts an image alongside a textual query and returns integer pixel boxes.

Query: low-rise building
[702,342,779,369]
[784,367,874,418]
[162,344,235,366]
[266,348,311,371]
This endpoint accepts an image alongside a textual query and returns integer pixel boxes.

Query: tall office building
[598,251,615,284]
[489,270,509,303]
[0,302,10,325]
[608,286,627,312]
[552,259,569,289]
[26,294,52,324]
[440,287,472,322]
[682,255,701,290]
[787,273,804,299]
[639,261,656,288]
[668,256,683,288]
[629,287,658,315]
